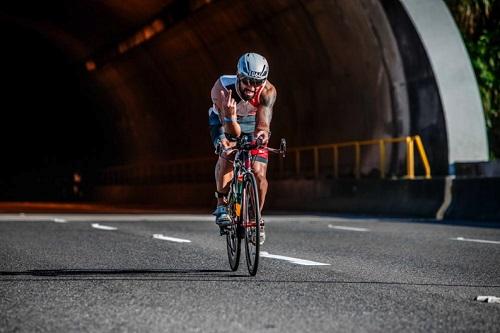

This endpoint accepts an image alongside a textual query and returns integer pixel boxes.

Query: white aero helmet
[237,52,269,85]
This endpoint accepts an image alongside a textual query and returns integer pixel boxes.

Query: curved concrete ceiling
[89,0,417,173]
[0,0,487,199]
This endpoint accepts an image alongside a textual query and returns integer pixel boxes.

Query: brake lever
[280,138,287,158]
[215,143,222,155]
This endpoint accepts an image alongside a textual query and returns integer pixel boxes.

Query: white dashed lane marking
[91,223,118,231]
[328,224,369,232]
[260,251,330,266]
[451,237,500,245]
[475,296,500,303]
[153,234,191,243]
[53,218,67,223]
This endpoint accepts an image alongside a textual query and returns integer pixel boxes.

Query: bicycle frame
[218,136,286,275]
[229,149,251,219]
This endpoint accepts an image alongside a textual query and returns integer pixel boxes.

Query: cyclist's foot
[250,219,265,245]
[219,226,228,236]
[213,205,231,227]
[259,220,265,245]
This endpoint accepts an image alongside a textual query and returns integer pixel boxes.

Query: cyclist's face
[238,77,265,100]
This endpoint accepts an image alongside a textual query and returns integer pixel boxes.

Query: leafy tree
[445,0,500,158]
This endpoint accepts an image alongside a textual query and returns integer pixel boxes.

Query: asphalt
[1,213,499,332]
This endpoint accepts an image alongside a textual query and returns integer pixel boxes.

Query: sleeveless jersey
[208,75,269,162]
[210,75,263,117]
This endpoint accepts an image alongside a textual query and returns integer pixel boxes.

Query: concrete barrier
[91,178,443,218]
[91,177,500,220]
[444,178,500,220]
[266,178,445,218]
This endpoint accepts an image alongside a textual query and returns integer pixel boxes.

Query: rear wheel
[226,223,241,271]
[243,172,261,276]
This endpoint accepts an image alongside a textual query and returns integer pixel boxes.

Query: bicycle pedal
[219,227,228,236]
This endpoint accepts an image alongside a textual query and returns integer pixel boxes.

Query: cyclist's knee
[216,157,233,175]
[253,162,267,178]
[254,169,268,183]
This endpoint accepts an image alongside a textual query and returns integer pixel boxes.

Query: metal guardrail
[285,135,431,180]
[97,135,431,185]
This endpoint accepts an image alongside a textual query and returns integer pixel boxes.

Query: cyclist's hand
[220,137,231,149]
[255,130,270,145]
[215,137,231,155]
[220,89,237,120]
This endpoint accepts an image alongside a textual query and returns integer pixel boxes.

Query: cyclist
[208,52,277,244]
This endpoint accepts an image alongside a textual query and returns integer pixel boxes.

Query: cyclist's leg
[252,161,268,212]
[251,160,267,245]
[248,137,269,212]
[215,154,233,204]
[209,108,233,226]
[209,109,231,200]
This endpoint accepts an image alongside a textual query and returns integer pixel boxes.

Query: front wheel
[242,172,261,276]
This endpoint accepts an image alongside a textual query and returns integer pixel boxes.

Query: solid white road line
[328,224,369,232]
[53,218,67,223]
[91,223,117,231]
[153,234,191,243]
[452,237,500,245]
[260,251,330,266]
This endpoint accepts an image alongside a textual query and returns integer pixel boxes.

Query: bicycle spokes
[243,173,260,276]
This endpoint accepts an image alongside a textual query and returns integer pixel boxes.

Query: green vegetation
[445,0,500,158]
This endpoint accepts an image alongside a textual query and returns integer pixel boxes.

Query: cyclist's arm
[255,83,276,143]
[210,80,241,139]
[219,88,241,138]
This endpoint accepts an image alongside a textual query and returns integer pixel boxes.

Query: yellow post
[355,143,361,179]
[314,147,319,179]
[379,140,386,179]
[406,137,415,179]
[414,135,432,179]
[333,146,338,179]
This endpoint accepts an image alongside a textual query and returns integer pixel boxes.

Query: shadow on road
[1,269,500,288]
[0,268,248,278]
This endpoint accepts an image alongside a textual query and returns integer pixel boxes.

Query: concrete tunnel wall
[0,0,489,207]
[90,0,451,176]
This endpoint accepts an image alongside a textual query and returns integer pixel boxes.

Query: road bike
[216,136,286,276]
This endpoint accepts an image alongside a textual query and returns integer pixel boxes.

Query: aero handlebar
[216,137,287,158]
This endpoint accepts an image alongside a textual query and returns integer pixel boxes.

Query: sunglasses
[239,76,266,87]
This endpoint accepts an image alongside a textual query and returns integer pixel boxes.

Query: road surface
[1,213,499,332]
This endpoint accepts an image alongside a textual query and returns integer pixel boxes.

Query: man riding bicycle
[208,52,277,245]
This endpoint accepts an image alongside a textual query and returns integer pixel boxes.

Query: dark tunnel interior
[0,24,107,199]
[0,0,448,201]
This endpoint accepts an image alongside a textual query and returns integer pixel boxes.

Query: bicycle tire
[226,220,241,271]
[243,172,261,276]
[226,190,241,271]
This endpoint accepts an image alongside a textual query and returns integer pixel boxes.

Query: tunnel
[0,0,488,209]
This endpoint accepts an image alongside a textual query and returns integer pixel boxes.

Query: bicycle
[216,136,286,276]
